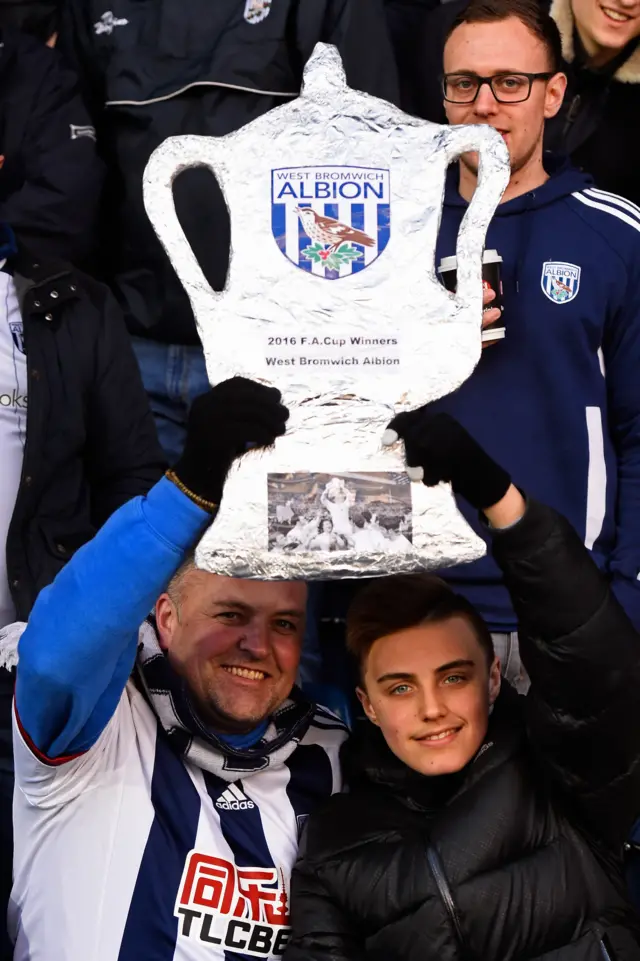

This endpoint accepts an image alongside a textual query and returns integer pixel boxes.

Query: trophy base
[194,404,487,580]
[195,470,486,580]
[195,543,485,581]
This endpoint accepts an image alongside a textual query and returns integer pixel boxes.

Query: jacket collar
[551,0,640,83]
[11,256,81,320]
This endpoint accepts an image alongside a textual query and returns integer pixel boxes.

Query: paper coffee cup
[438,249,505,342]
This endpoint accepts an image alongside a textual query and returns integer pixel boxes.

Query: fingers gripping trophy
[143,44,509,580]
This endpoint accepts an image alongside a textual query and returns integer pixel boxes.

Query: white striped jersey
[11,680,347,961]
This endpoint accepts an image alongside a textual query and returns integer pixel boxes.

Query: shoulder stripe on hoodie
[584,187,640,224]
[572,191,640,235]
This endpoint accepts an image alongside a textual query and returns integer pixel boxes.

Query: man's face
[443,17,567,179]
[358,617,501,776]
[572,0,640,54]
[156,573,307,733]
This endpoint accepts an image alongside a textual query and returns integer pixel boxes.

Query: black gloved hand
[384,409,511,512]
[169,377,289,510]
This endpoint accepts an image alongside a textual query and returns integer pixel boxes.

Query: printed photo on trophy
[267,472,413,554]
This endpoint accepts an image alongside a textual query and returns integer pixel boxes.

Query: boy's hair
[446,0,564,74]
[347,573,495,683]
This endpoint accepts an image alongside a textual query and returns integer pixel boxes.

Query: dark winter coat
[383,0,439,116]
[59,0,400,345]
[6,252,166,622]
[285,500,640,961]
[0,26,103,262]
[412,0,640,207]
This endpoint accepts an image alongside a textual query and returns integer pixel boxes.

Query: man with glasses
[424,0,640,694]
[413,0,640,207]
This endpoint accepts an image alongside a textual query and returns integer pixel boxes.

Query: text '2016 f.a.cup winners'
[265,335,400,368]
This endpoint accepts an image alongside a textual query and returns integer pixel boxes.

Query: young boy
[285,410,640,961]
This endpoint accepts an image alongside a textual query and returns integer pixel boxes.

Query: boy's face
[358,617,501,776]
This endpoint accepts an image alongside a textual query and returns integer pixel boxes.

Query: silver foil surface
[143,43,510,580]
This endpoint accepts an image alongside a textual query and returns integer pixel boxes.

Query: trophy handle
[143,135,228,309]
[441,124,510,305]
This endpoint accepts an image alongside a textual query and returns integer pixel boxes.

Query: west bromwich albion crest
[244,0,272,24]
[272,166,391,280]
[9,321,24,354]
[541,262,581,305]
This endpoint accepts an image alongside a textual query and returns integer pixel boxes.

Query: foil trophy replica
[143,44,509,580]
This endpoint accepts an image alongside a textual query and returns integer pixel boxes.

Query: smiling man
[415,0,640,205]
[284,409,640,961]
[8,377,347,961]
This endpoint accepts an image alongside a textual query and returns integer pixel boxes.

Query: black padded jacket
[285,499,640,961]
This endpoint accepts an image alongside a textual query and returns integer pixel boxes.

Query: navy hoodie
[432,158,640,632]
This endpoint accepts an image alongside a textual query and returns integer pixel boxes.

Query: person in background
[383,0,440,114]
[8,377,346,960]
[58,0,400,461]
[0,230,165,959]
[285,410,640,961]
[545,0,640,206]
[415,0,640,205]
[419,0,640,693]
[0,14,102,262]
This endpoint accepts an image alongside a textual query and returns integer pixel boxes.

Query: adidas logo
[216,784,255,811]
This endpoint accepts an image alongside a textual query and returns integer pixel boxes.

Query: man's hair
[166,551,197,612]
[446,0,564,73]
[347,573,495,682]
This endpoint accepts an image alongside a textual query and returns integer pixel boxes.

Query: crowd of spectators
[0,0,638,958]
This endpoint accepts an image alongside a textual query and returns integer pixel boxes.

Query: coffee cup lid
[438,255,458,273]
[483,249,503,264]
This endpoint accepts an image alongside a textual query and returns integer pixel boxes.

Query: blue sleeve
[604,258,640,632]
[16,477,210,759]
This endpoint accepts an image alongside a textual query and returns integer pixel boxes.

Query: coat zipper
[426,845,468,957]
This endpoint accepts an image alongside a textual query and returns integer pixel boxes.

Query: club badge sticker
[143,43,510,579]
[272,166,390,279]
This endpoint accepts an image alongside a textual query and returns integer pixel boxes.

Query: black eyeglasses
[442,72,555,104]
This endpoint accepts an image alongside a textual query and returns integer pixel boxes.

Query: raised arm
[16,378,289,760]
[16,479,209,758]
[490,495,640,846]
[386,409,640,847]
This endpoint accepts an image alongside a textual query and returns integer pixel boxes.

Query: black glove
[384,410,511,512]
[169,377,289,510]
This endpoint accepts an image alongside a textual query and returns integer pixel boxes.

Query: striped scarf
[0,618,317,782]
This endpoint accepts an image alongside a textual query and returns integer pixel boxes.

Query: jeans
[491,632,530,695]
[131,338,210,462]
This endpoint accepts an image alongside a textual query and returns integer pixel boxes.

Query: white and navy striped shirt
[11,681,347,961]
